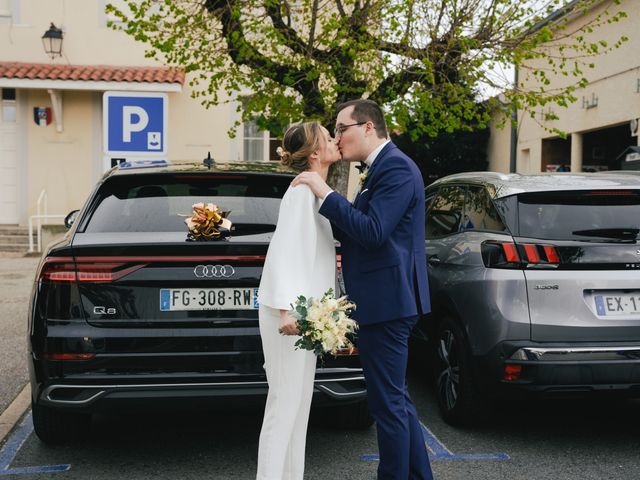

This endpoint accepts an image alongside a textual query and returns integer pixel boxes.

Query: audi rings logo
[193,264,235,278]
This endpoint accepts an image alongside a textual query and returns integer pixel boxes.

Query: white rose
[325,298,339,311]
[307,304,322,323]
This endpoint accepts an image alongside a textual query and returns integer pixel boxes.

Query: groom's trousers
[256,305,317,480]
[358,315,434,480]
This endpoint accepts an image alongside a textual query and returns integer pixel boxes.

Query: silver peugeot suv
[418,172,640,426]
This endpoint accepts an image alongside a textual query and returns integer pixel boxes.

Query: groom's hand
[292,172,332,199]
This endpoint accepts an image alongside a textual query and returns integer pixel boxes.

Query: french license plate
[594,294,640,316]
[160,288,259,311]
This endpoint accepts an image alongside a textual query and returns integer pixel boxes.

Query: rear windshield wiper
[571,228,639,241]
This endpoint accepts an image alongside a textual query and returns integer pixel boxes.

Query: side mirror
[64,210,80,229]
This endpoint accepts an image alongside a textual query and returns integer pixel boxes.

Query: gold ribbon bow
[184,202,232,239]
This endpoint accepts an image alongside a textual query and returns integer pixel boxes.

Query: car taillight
[481,242,521,269]
[541,245,560,263]
[502,364,522,381]
[481,241,560,269]
[38,257,76,282]
[39,257,146,283]
[336,254,342,270]
[502,243,520,263]
[520,243,560,266]
[75,262,145,282]
[42,353,96,361]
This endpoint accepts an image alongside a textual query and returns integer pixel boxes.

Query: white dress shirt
[322,139,391,203]
[364,139,390,168]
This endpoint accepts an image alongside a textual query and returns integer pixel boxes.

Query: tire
[433,315,485,426]
[332,400,374,430]
[32,401,91,444]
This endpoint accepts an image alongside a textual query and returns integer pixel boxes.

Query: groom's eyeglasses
[334,122,367,138]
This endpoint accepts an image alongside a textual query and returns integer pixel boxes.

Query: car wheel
[434,316,484,426]
[32,401,91,444]
[332,400,374,430]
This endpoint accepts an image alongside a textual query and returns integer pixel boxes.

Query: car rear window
[82,174,291,233]
[516,190,640,240]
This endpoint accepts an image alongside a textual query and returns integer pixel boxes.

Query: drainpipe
[509,66,518,173]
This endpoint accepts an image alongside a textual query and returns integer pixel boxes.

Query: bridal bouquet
[288,288,358,357]
[183,202,232,240]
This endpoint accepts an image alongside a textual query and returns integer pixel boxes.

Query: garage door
[0,88,18,224]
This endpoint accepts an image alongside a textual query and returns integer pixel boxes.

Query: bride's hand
[278,311,300,335]
[291,172,332,199]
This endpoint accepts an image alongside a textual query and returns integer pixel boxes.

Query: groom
[293,99,433,479]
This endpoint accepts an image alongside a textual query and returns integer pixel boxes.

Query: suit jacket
[319,142,430,325]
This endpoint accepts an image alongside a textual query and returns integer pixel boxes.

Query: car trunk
[40,232,268,378]
[70,232,269,328]
[511,189,640,342]
[515,240,640,342]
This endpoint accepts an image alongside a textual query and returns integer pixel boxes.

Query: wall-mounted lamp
[42,23,63,60]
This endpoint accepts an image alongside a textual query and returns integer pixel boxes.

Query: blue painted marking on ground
[421,421,455,458]
[0,412,71,475]
[361,421,509,462]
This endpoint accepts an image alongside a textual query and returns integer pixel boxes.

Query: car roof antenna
[203,152,215,170]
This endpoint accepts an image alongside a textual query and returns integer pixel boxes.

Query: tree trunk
[327,160,350,196]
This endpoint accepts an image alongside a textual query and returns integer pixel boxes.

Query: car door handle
[427,255,441,265]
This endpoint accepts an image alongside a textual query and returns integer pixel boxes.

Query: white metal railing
[36,189,48,219]
[28,190,66,253]
[28,215,66,253]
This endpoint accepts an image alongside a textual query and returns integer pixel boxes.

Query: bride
[256,121,342,480]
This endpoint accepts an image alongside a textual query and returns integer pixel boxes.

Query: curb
[0,384,31,444]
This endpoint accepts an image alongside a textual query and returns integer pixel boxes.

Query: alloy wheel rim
[437,329,460,411]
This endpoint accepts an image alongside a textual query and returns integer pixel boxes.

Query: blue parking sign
[103,92,168,156]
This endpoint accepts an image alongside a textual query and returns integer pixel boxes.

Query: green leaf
[110,0,628,146]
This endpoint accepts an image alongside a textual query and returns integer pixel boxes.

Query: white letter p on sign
[122,106,149,142]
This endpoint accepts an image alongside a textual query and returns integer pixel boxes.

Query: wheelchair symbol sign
[103,92,168,156]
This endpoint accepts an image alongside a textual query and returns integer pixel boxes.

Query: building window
[242,118,280,162]
[1,88,16,123]
[0,0,12,18]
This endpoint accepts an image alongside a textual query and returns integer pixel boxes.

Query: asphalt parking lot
[2,253,640,479]
[2,379,640,479]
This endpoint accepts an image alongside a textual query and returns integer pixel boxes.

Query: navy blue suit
[320,142,433,479]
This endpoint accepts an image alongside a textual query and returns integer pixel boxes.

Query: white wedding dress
[256,184,336,480]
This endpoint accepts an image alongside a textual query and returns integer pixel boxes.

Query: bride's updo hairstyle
[277,122,323,172]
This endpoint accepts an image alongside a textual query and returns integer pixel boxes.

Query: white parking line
[0,385,30,445]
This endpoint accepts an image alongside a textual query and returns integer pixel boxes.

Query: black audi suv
[28,159,370,443]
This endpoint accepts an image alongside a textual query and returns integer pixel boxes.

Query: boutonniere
[358,170,368,186]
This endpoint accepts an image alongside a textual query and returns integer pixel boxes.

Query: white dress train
[256,184,336,480]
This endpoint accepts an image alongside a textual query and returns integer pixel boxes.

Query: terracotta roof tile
[0,61,185,85]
